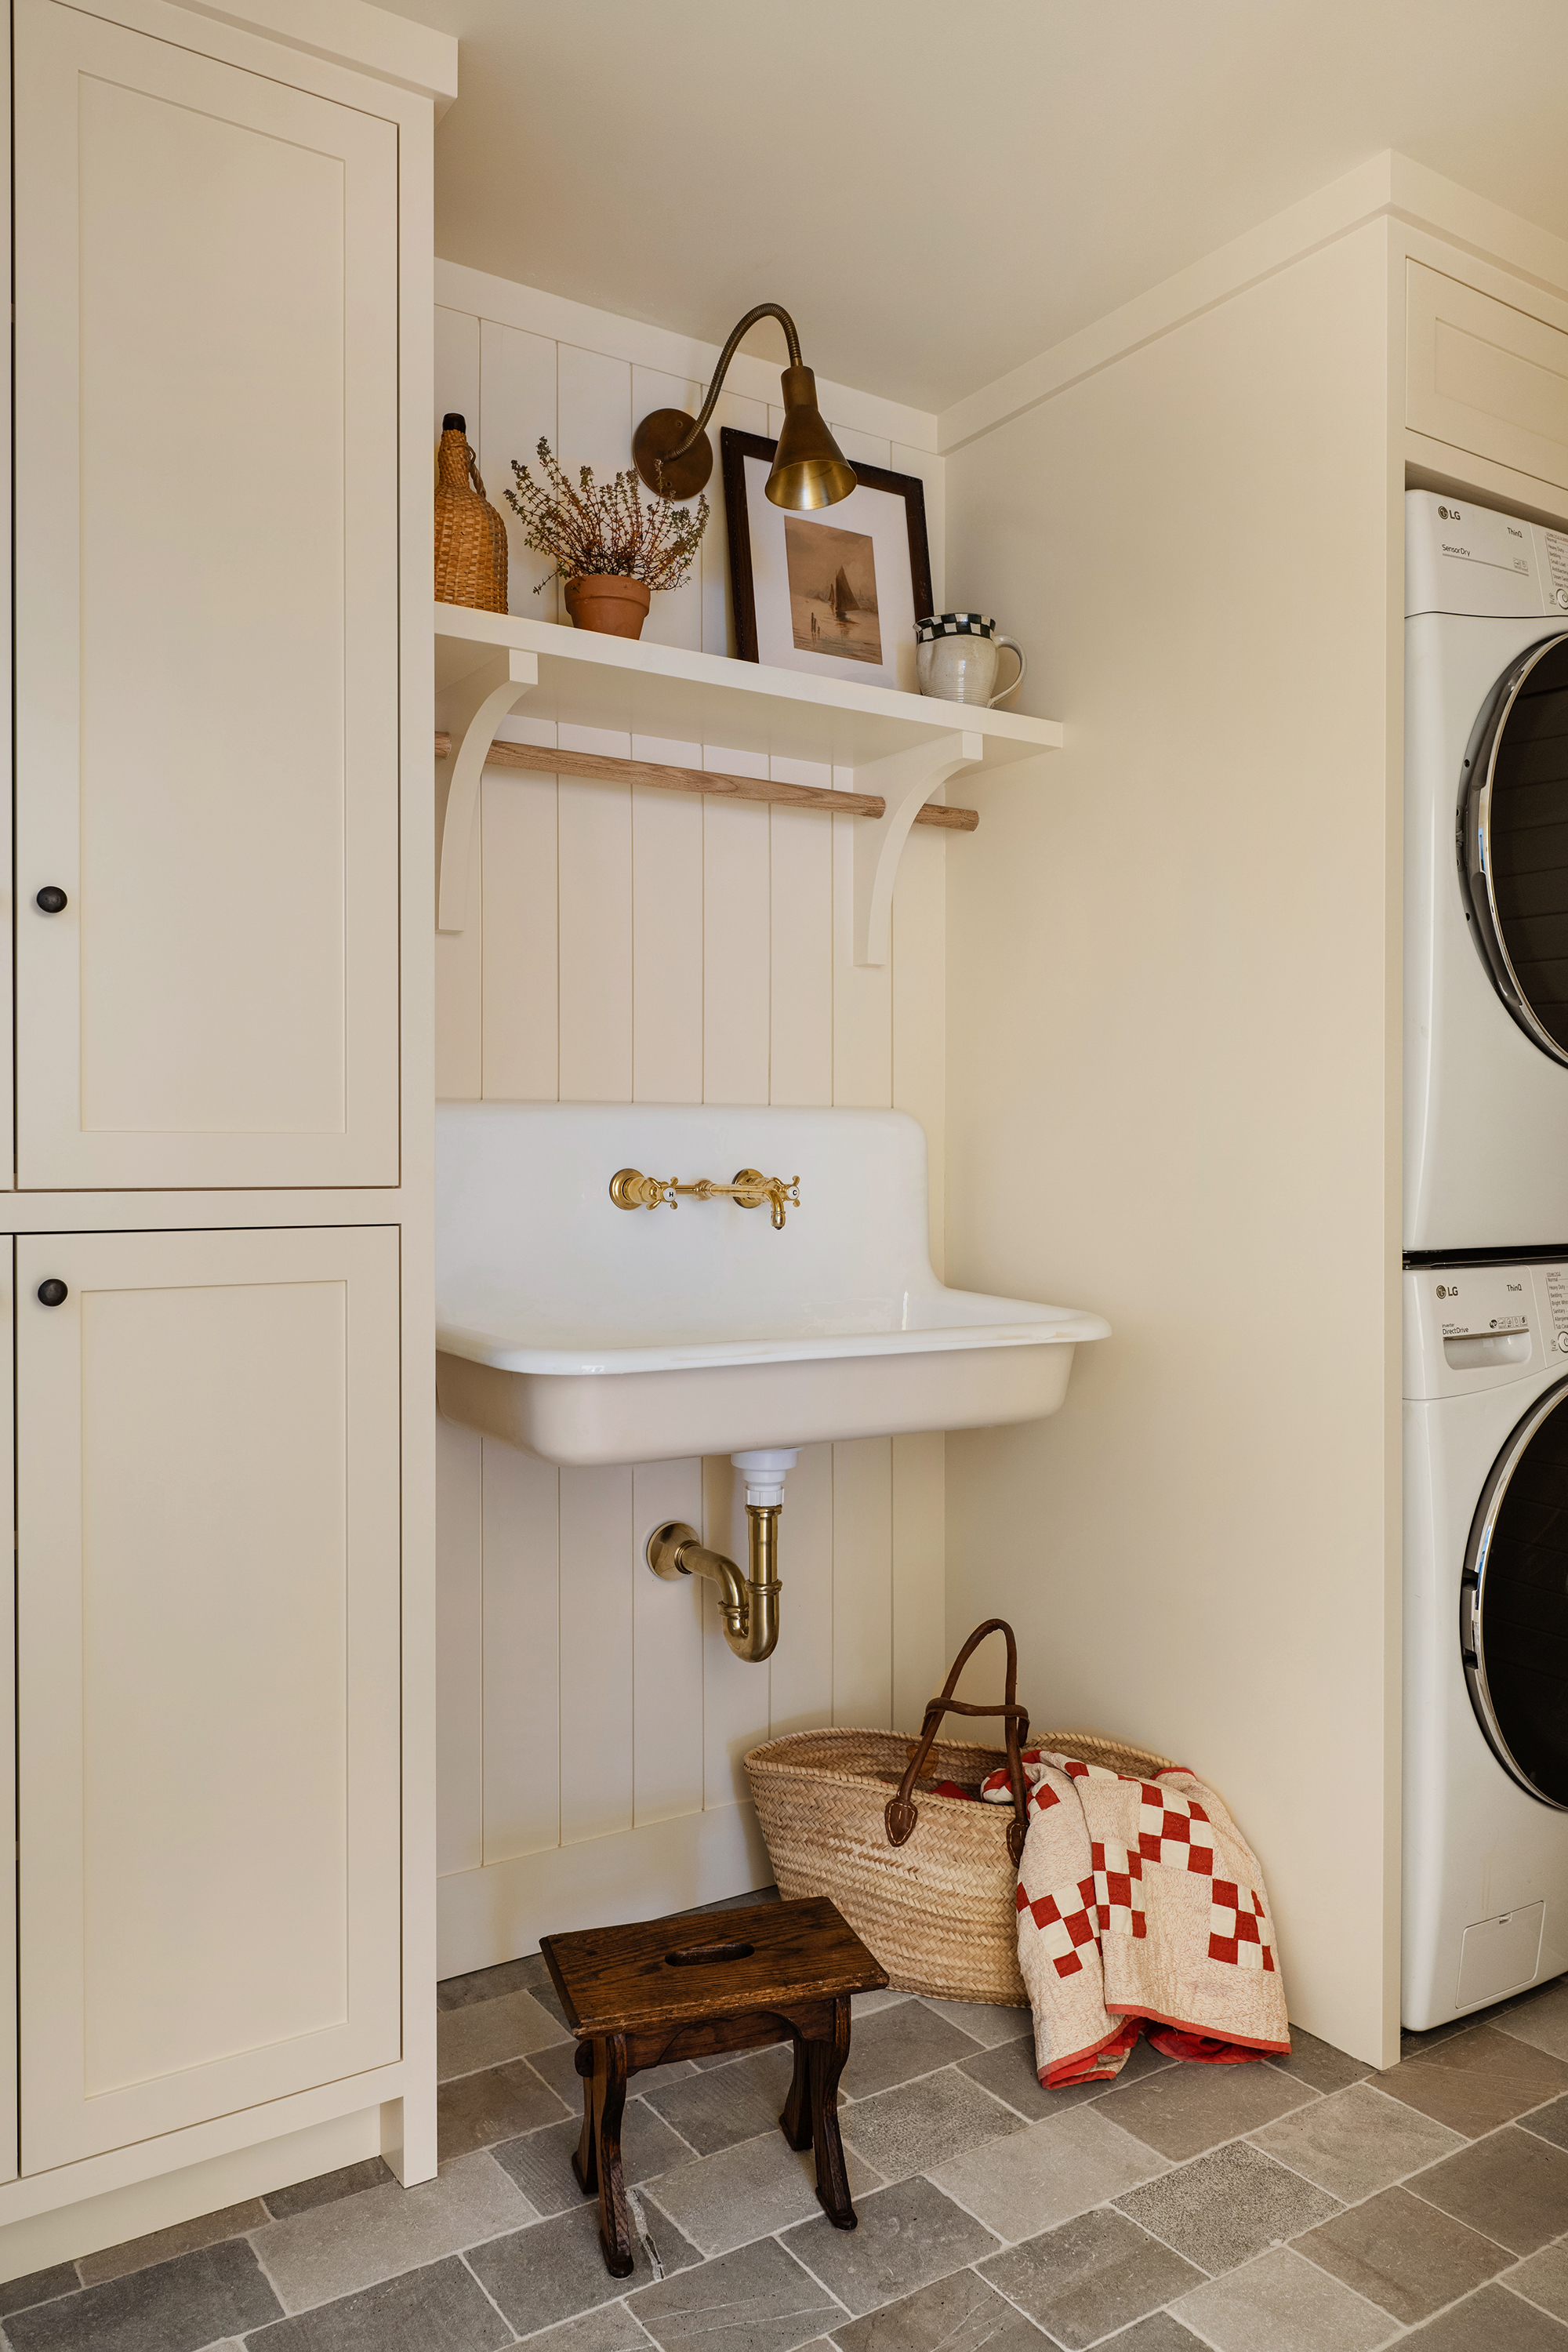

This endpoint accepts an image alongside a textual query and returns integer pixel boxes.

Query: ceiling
[381,0,1568,414]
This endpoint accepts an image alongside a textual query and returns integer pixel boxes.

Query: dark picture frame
[720,428,934,687]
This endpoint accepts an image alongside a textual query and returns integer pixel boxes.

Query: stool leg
[572,2041,598,2195]
[779,2031,813,2152]
[593,2034,635,2277]
[809,1995,857,2229]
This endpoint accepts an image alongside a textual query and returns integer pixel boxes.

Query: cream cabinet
[1407,260,1568,495]
[13,0,401,1191]
[16,1225,403,2172]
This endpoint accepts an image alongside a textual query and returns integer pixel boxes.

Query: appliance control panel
[1405,1260,1568,1398]
[1406,489,1568,621]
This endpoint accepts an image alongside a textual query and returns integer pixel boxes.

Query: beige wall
[432,268,951,1971]
[941,223,1401,2063]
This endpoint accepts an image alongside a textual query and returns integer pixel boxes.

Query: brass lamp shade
[766,366,857,510]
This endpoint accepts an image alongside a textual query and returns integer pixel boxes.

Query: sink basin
[435,1103,1109,1466]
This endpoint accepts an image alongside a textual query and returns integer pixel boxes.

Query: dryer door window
[1465,1373,1568,1807]
[1463,633,1568,1064]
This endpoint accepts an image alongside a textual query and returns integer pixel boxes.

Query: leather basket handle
[884,1618,1032,1867]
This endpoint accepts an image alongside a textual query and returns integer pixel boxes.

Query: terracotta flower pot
[564,576,651,639]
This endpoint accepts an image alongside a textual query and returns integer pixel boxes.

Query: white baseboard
[437,1802,772,1977]
[0,2105,381,2285]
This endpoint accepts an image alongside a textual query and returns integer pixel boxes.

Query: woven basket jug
[434,413,508,612]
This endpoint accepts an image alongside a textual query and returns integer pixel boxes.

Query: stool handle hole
[664,1940,755,1967]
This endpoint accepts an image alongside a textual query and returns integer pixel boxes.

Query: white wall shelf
[434,603,1062,964]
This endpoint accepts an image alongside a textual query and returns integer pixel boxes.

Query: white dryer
[1404,1256,1568,2027]
[1406,490,1568,1253]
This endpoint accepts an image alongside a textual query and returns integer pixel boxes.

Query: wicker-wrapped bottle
[434,412,508,612]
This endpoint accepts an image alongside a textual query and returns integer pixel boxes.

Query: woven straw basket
[746,1621,1172,2005]
[434,417,509,612]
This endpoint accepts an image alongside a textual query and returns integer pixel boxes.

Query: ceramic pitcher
[914,613,1025,706]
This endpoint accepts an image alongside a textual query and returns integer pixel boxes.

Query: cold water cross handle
[608,1167,802,1230]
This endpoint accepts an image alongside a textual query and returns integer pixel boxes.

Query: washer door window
[1462,633,1568,1064]
[1465,1373,1568,1806]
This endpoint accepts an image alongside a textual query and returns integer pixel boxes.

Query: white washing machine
[1404,1256,1568,2027]
[1406,490,1568,1253]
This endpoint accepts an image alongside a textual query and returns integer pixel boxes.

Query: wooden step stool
[540,1896,889,2276]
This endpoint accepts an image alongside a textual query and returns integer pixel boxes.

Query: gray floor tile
[1408,2121,1568,2253]
[524,2307,657,2351]
[530,2037,695,2103]
[494,2100,698,2217]
[838,2066,1025,2180]
[829,2267,1046,2350]
[1497,1978,1568,2062]
[644,2125,882,2259]
[0,2269,78,2320]
[439,1987,572,2082]
[76,2202,267,2288]
[1512,2238,1568,2322]
[1095,2053,1316,2160]
[1116,2140,1339,2273]
[1527,2093,1568,2152]
[1170,2244,1392,2351]
[628,2234,840,2352]
[920,1998,1033,2049]
[780,2176,1000,2317]
[262,2161,397,2222]
[1399,2280,1568,2347]
[1093,2320,1211,2350]
[440,1949,564,2019]
[644,2048,797,2156]
[840,2004,982,2099]
[243,2254,512,2350]
[958,2024,1170,2123]
[850,1991,913,2020]
[466,2201,700,2336]
[3,2241,281,2352]
[1263,2027,1374,2096]
[1291,2182,1511,2323]
[978,2206,1203,2347]
[933,2107,1169,2241]
[249,2149,532,2314]
[1380,2024,1568,2138]
[1250,2080,1467,2201]
[439,2056,574,2158]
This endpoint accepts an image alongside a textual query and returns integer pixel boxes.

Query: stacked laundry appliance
[1404,488,1568,2027]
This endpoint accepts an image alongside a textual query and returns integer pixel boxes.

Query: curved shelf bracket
[435,646,539,933]
[850,729,983,966]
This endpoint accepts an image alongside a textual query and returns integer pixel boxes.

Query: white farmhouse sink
[435,1103,1109,1467]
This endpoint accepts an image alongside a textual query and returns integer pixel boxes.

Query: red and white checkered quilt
[982,1751,1290,2088]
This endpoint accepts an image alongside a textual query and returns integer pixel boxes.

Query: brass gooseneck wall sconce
[632,303,857,511]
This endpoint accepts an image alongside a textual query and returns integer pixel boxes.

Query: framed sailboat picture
[720,428,934,693]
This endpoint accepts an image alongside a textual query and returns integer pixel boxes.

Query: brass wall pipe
[645,1507,782,1664]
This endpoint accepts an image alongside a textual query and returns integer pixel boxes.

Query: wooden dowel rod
[432,731,979,832]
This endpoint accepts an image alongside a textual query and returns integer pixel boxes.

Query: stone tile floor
[11,1890,1568,2350]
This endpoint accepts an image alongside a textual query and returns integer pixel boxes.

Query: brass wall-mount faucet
[610,1167,802,1231]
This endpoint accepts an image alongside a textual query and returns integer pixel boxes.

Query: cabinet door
[14,0,400,1189]
[17,1225,401,2170]
[1407,260,1568,494]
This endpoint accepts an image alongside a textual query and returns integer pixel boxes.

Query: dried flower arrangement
[506,439,709,592]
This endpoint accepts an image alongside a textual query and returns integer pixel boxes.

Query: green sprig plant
[506,438,709,593]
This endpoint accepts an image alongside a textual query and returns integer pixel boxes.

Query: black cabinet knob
[36,1279,67,1307]
[34,887,67,914]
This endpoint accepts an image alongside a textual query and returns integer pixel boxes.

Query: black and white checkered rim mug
[913,613,1026,706]
[915,612,994,640]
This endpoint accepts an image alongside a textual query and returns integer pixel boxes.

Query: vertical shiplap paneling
[630,739,704,1105]
[703,750,771,1104]
[481,1439,561,1861]
[700,388,770,658]
[832,808,892,1108]
[434,304,480,444]
[891,1431,946,1735]
[631,1457,705,1824]
[479,318,560,619]
[557,744,633,1101]
[767,1439,834,1736]
[480,757,559,1101]
[832,1438,894,1728]
[557,342,631,493]
[558,1467,635,1842]
[435,1415,483,1876]
[630,365,704,656]
[768,770,834,1108]
[701,1454,771,1812]
[893,824,947,1275]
